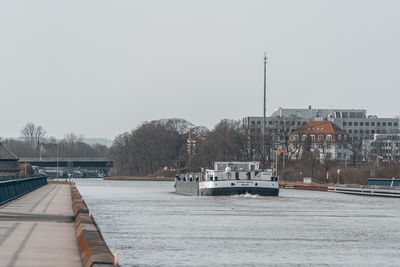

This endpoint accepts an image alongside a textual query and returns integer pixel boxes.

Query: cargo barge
[174,161,279,196]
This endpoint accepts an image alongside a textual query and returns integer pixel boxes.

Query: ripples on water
[75,179,400,266]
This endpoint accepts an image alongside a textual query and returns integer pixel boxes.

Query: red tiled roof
[290,121,349,143]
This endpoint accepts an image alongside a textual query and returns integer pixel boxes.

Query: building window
[366,122,369,126]
[395,123,398,127]
[318,134,324,140]
[348,130,353,133]
[371,130,375,134]
[348,122,353,126]
[293,135,299,140]
[257,121,261,125]
[360,122,364,126]
[366,130,369,134]
[371,122,375,126]
[377,122,381,126]
[354,130,358,134]
[388,122,392,126]
[383,122,386,126]
[360,130,364,134]
[338,134,342,140]
[302,135,307,140]
[326,134,332,140]
[268,121,272,125]
[297,121,301,126]
[310,135,315,140]
[344,135,348,141]
[354,122,358,126]
[251,121,255,125]
[343,122,347,126]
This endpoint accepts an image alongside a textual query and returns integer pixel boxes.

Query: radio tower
[262,52,267,168]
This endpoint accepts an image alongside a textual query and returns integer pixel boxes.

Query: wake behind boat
[174,161,279,196]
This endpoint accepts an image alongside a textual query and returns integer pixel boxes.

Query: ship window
[214,176,218,181]
[235,172,239,180]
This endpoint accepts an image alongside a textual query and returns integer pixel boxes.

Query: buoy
[114,252,118,265]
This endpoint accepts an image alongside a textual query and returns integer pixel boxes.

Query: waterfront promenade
[0,183,82,267]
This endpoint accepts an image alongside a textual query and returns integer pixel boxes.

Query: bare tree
[271,116,302,168]
[343,137,364,166]
[20,122,46,149]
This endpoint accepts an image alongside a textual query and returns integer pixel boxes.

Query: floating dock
[328,185,400,198]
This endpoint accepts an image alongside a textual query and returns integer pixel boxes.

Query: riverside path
[0,183,82,267]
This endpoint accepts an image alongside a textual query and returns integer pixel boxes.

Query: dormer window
[326,134,332,140]
[344,135,348,141]
[293,135,299,140]
[338,134,342,141]
[318,134,324,140]
[310,135,315,140]
[302,135,307,140]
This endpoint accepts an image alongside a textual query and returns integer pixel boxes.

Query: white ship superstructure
[175,161,279,196]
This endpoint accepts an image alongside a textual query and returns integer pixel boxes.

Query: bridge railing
[0,176,48,206]
[19,157,111,162]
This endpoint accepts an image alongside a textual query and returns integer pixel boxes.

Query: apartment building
[288,121,350,160]
[368,133,400,161]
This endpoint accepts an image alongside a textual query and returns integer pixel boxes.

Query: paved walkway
[0,184,82,267]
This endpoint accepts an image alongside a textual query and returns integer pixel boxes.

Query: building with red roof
[289,121,350,160]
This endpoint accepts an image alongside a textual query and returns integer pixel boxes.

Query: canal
[75,179,400,266]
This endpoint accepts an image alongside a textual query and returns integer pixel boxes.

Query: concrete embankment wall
[70,183,119,267]
[0,176,48,205]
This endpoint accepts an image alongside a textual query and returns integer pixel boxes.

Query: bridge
[18,157,113,170]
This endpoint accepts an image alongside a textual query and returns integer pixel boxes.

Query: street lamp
[56,140,59,179]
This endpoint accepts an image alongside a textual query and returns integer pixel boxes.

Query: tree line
[1,123,108,158]
[110,118,295,176]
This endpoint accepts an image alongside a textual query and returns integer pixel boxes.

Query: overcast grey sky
[1,0,399,139]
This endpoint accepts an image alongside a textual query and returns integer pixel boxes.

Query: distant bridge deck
[19,158,113,169]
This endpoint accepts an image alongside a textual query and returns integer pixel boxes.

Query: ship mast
[262,52,267,169]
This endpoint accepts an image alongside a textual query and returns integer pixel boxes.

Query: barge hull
[199,187,279,196]
[174,181,199,196]
[174,181,279,196]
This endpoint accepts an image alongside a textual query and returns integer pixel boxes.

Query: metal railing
[19,157,110,162]
[0,176,48,206]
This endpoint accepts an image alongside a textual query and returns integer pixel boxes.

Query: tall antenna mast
[262,52,267,168]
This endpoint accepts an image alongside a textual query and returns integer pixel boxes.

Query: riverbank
[104,176,174,181]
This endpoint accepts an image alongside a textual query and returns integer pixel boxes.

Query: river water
[75,179,400,266]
